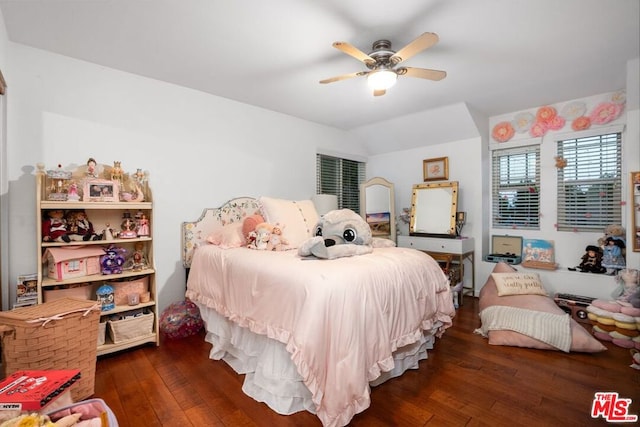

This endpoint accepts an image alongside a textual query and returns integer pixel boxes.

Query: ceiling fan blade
[390,32,439,65]
[398,67,446,81]
[373,89,386,97]
[319,71,368,84]
[332,41,376,66]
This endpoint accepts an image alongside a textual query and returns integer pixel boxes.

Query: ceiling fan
[319,32,446,96]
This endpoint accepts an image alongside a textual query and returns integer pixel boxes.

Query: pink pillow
[206,222,245,248]
[242,214,265,239]
[478,263,607,353]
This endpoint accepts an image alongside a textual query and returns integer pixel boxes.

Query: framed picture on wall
[423,157,449,181]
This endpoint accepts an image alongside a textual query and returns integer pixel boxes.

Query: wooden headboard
[181,197,261,268]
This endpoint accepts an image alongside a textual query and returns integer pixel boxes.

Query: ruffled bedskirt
[196,303,439,417]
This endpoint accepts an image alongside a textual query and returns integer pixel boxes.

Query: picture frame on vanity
[83,179,119,202]
[423,157,449,182]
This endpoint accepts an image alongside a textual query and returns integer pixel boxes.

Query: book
[0,370,81,411]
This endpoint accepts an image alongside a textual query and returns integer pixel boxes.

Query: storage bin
[43,283,95,302]
[47,398,118,427]
[0,298,100,402]
[108,312,154,343]
[111,276,149,306]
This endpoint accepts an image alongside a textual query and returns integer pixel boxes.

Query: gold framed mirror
[409,181,458,238]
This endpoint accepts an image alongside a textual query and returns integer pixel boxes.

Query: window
[316,154,366,212]
[556,132,622,231]
[491,145,540,229]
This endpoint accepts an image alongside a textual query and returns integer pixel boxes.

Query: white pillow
[259,196,319,249]
[490,272,548,296]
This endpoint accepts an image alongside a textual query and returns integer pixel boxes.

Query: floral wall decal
[490,91,626,142]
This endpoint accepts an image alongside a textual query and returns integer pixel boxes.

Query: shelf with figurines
[35,158,159,353]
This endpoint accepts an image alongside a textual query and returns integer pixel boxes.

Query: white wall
[3,43,366,311]
[366,58,640,301]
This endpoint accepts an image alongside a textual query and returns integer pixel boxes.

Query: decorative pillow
[478,262,607,353]
[206,221,245,248]
[242,214,265,239]
[491,272,547,296]
[259,196,319,249]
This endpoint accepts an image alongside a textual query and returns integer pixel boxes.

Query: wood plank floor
[94,297,639,426]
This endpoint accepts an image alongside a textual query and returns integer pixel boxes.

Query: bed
[182,196,456,427]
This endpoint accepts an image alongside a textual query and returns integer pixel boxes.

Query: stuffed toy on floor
[298,209,375,260]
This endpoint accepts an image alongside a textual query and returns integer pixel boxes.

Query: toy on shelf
[100,245,126,275]
[42,210,70,243]
[568,245,605,273]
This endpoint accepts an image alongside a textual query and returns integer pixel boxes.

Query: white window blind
[316,154,366,212]
[491,145,540,229]
[556,133,622,231]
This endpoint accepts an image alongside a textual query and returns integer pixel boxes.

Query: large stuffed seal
[298,209,374,260]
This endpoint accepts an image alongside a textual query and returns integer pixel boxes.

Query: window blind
[316,154,366,212]
[556,133,622,231]
[491,145,540,229]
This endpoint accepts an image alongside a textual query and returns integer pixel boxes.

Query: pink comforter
[186,246,454,427]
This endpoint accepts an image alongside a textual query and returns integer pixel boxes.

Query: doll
[568,245,605,273]
[137,214,150,237]
[42,210,70,242]
[66,210,101,241]
[601,236,626,275]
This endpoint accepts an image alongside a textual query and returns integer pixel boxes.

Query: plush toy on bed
[267,223,289,251]
[298,209,374,260]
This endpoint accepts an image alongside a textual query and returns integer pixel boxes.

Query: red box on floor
[0,369,80,412]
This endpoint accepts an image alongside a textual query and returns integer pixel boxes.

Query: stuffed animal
[298,209,373,260]
[42,209,71,242]
[248,222,273,250]
[568,245,605,273]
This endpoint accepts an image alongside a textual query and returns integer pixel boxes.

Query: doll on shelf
[602,236,626,275]
[124,241,149,271]
[137,214,150,237]
[119,212,138,239]
[42,210,70,243]
[86,157,99,178]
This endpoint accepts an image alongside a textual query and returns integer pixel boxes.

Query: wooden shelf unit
[35,163,159,356]
[632,171,640,252]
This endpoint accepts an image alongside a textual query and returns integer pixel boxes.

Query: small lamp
[312,194,338,216]
[455,212,466,237]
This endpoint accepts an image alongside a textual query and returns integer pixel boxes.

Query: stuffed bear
[42,209,71,242]
[568,245,605,273]
[298,209,373,260]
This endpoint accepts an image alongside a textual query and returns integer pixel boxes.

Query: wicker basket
[0,297,100,402]
[108,312,154,343]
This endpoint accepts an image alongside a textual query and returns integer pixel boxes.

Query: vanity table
[400,180,475,305]
[397,235,476,301]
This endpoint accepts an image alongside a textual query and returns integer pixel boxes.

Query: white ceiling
[1,0,638,132]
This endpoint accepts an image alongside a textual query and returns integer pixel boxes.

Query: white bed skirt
[196,302,439,417]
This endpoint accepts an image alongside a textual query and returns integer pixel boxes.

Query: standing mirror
[360,177,396,243]
[410,181,458,238]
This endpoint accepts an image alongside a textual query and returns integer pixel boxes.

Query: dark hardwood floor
[94,297,639,426]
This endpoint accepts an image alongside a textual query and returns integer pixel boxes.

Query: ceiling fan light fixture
[367,69,397,91]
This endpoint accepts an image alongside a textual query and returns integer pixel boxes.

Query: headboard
[181,197,261,268]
